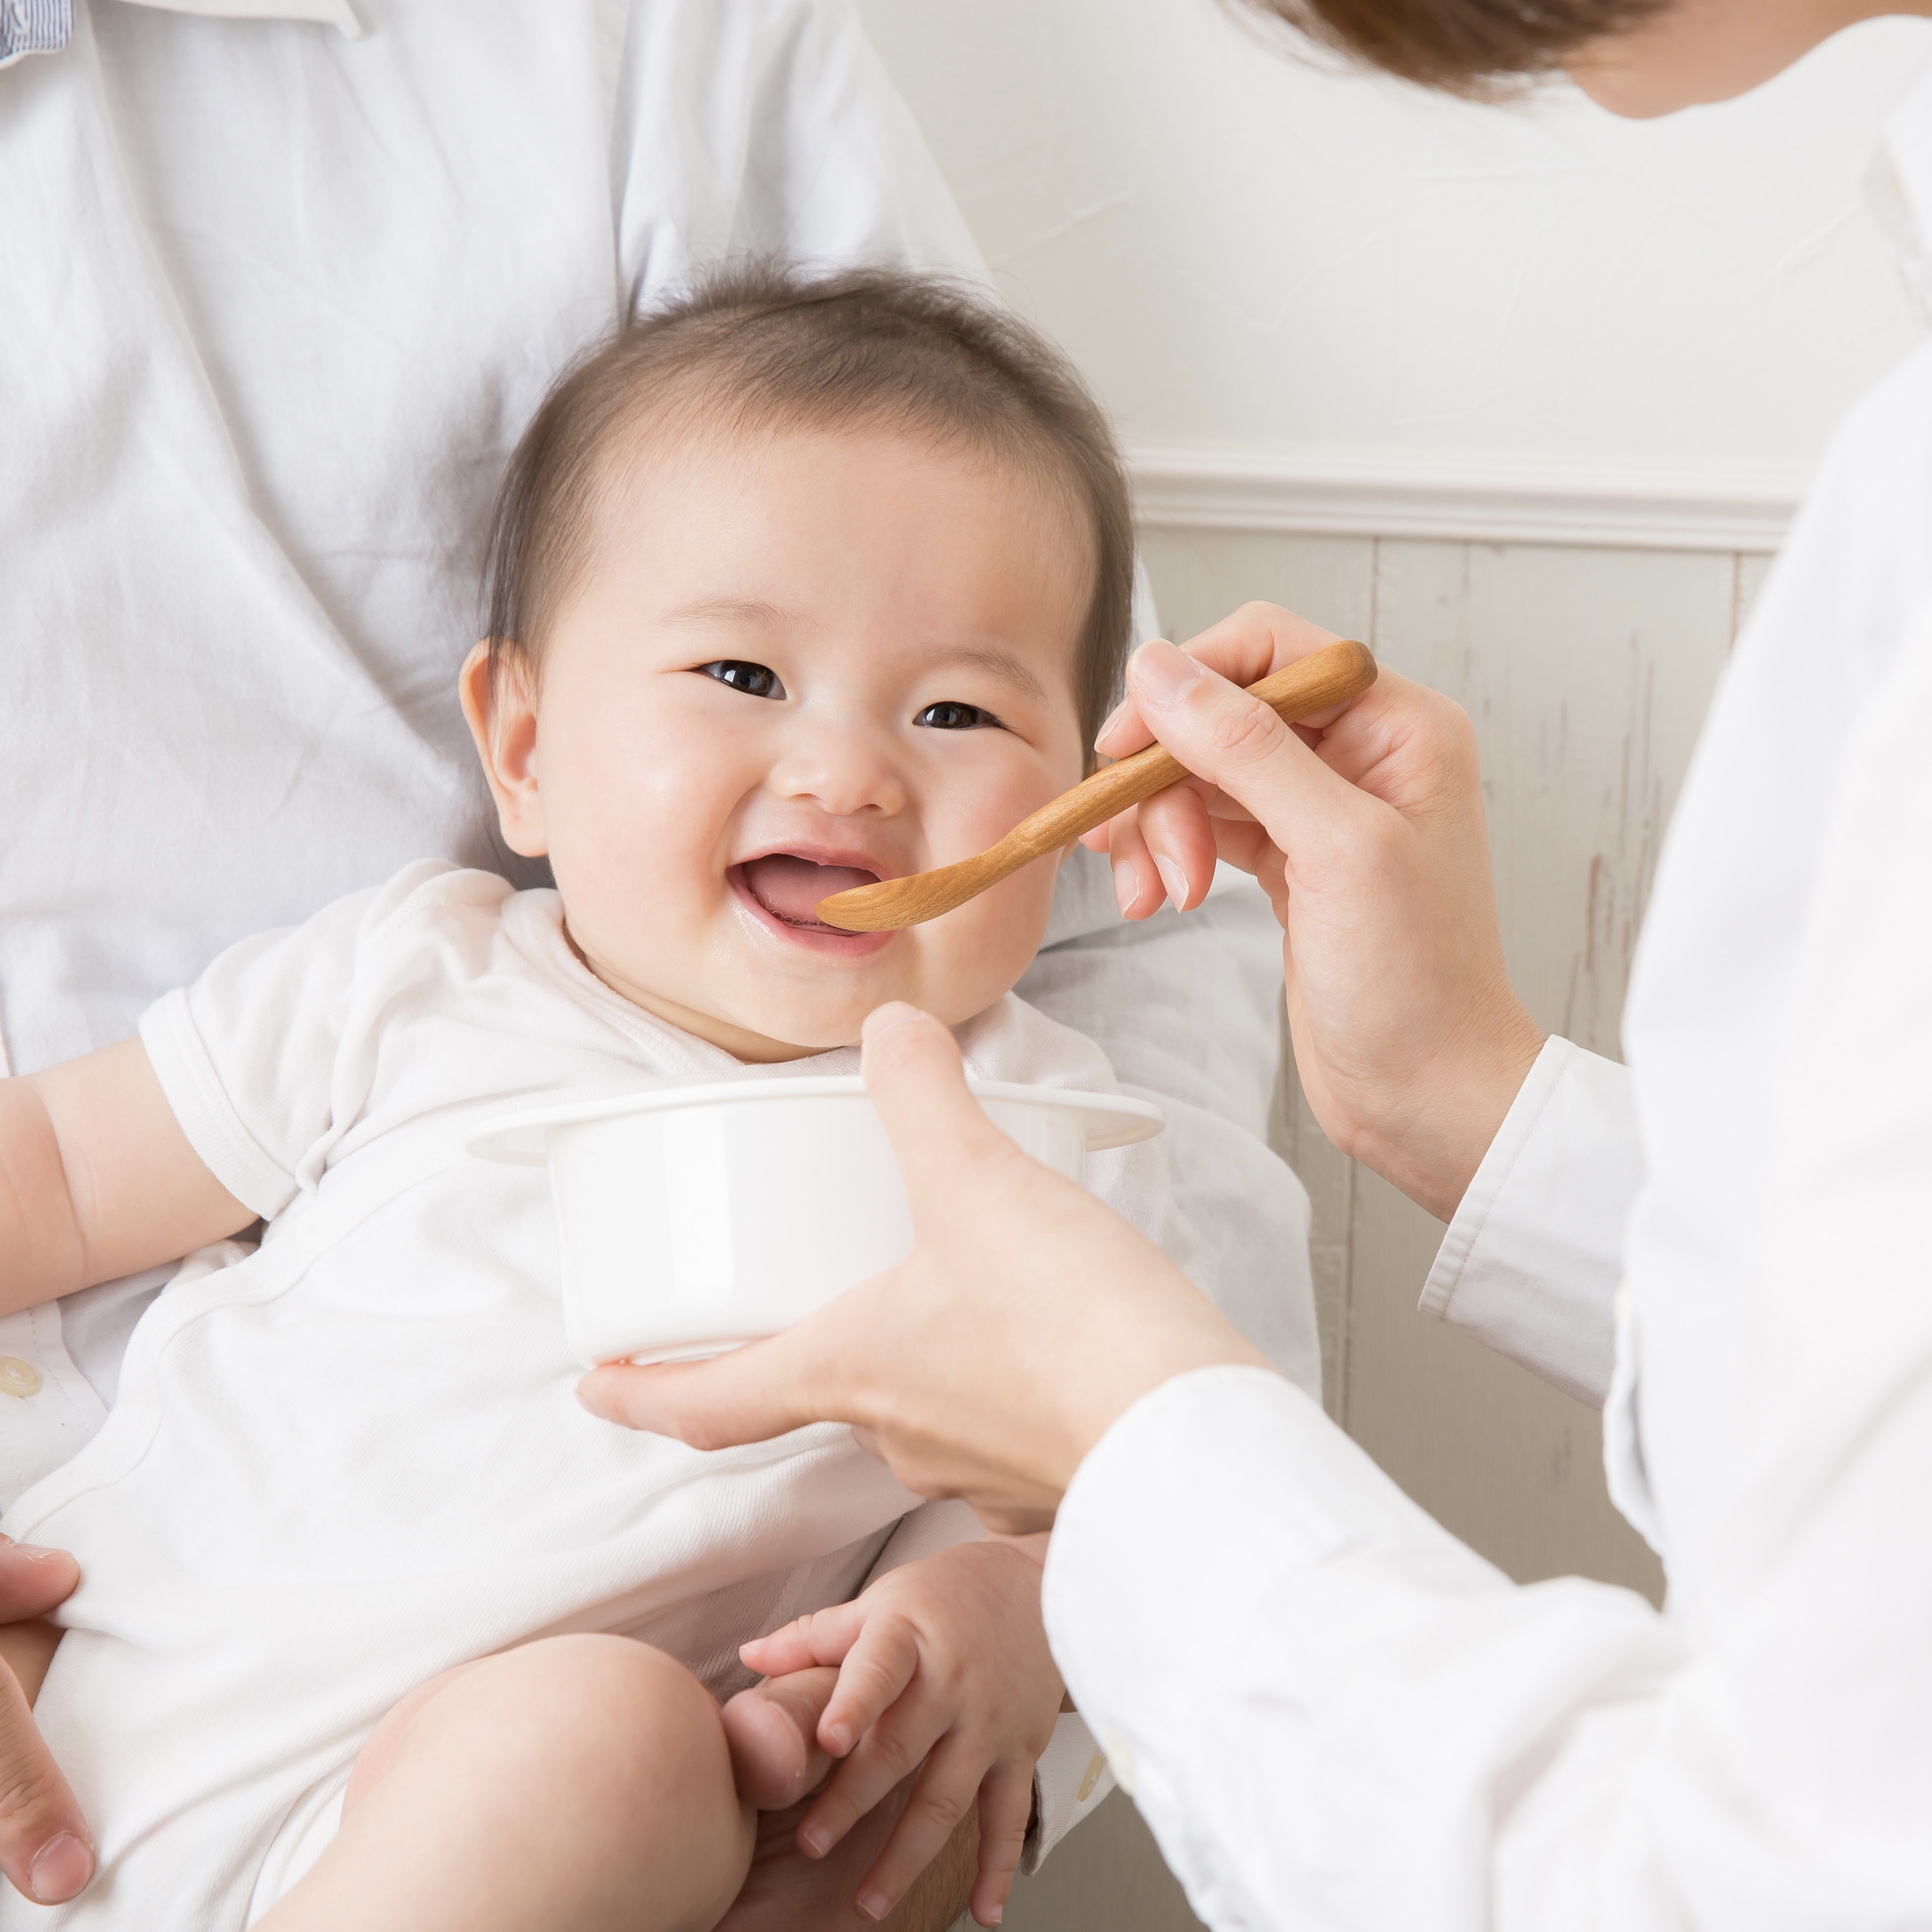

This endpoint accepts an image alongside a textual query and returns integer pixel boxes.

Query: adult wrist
[1351,992,1546,1223]
[1060,1303,1274,1491]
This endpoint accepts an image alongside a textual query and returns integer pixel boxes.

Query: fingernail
[1112,861,1141,919]
[822,1722,850,1755]
[1154,855,1190,908]
[985,1909,1004,1926]
[1093,697,1130,750]
[1131,639,1203,707]
[857,1890,891,1921]
[800,1825,831,1858]
[28,1834,93,1904]
[13,1546,62,1563]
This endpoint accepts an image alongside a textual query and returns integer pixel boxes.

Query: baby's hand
[733,1538,1062,1927]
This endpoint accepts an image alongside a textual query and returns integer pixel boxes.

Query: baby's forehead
[604,394,1094,545]
[595,410,1098,663]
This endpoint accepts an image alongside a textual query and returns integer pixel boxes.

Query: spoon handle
[996,638,1377,861]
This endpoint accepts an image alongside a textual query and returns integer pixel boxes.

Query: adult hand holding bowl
[472,1071,1160,1373]
[0,1537,94,1903]
[577,1005,1266,1532]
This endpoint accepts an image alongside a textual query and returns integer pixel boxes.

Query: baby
[0,267,1188,1931]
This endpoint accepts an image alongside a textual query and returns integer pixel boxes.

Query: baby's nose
[768,726,908,818]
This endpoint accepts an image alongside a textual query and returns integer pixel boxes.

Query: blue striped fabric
[1,0,73,63]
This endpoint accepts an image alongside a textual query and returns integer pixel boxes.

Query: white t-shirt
[0,0,1316,1902]
[0,861,1195,1930]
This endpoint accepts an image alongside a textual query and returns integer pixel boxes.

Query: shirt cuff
[1418,1037,1639,1408]
[1023,1711,1115,1874]
[139,989,297,1221]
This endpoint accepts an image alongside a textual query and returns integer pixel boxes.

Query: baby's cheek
[910,890,1054,1022]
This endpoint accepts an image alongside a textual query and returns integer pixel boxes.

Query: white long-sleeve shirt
[1041,70,1932,1932]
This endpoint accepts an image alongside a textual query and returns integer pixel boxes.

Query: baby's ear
[459,639,547,857]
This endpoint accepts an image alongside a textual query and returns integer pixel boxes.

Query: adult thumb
[859,1003,1014,1209]
[1125,639,1358,844]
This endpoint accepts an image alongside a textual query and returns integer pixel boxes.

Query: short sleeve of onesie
[137,860,459,1222]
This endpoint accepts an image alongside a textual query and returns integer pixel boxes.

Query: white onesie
[0,861,1194,1929]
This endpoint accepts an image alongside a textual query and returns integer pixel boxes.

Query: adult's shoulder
[611,0,987,302]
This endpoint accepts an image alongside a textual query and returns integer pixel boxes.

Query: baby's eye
[697,660,785,700]
[914,701,1004,732]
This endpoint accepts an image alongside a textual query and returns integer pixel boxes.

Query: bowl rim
[467,1074,1165,1166]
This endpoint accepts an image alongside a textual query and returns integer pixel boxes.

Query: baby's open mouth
[732,854,882,933]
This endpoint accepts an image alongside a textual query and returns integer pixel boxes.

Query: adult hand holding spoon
[1087,607,1545,1222]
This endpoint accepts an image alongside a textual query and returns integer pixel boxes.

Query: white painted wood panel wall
[977,531,1768,1932]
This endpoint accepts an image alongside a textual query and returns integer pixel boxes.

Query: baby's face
[465,425,1093,1060]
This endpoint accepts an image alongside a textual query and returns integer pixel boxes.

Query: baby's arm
[0,1038,256,1313]
[0,1040,247,1908]
[729,1537,1063,1927]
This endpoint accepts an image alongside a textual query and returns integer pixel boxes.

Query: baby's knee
[534,1635,723,1751]
[516,1636,728,1780]
[513,1636,752,1902]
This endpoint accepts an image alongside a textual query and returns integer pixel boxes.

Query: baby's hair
[1226,0,1664,94]
[483,262,1134,752]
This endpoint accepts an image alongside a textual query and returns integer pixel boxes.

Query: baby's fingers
[797,1671,942,1859]
[738,1600,863,1679]
[817,1616,920,1759]
[852,1733,990,1924]
[969,1761,1035,1927]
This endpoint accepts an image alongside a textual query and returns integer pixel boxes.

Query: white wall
[856,0,1932,537]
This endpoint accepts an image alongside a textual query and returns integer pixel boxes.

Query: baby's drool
[739,855,879,930]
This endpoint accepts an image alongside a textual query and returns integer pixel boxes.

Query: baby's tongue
[742,854,877,927]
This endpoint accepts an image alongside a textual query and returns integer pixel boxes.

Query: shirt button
[0,1357,43,1399]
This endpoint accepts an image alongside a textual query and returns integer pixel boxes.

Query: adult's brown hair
[483,262,1135,754]
[1232,0,1666,93]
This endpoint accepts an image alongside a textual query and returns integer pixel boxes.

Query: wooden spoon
[816,637,1378,932]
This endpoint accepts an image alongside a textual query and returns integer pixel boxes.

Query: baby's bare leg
[259,1634,753,1932]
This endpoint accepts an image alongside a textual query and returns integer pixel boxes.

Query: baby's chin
[700,977,1003,1063]
[570,929,889,1059]
[588,933,1023,1062]
[718,995,904,1061]
[639,982,879,1063]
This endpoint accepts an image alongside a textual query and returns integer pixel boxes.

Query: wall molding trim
[1127,446,1808,553]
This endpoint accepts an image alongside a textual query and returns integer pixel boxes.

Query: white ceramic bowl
[468,1075,1164,1366]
